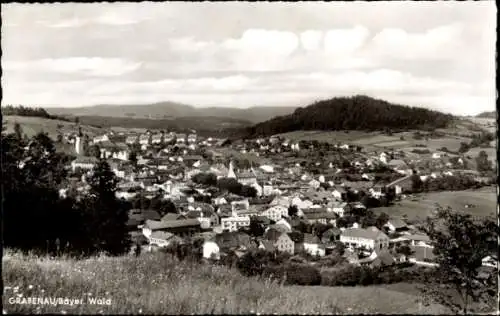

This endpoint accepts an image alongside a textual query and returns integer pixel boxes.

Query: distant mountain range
[475,111,496,118]
[46,102,298,124]
[244,95,455,137]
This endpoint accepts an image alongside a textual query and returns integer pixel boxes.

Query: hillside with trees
[2,105,72,122]
[47,102,297,124]
[475,111,495,118]
[75,115,252,137]
[245,95,454,137]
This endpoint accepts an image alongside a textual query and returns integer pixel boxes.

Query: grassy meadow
[277,129,478,153]
[374,187,497,223]
[3,115,105,139]
[2,250,449,315]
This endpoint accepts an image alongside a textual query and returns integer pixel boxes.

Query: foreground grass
[3,250,447,315]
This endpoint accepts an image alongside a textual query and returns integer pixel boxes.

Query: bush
[284,263,322,286]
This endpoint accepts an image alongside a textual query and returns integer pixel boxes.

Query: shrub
[284,263,322,286]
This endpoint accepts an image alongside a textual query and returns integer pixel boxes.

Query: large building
[340,226,390,251]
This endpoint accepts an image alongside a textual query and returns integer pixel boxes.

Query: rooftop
[342,226,387,240]
[144,219,201,230]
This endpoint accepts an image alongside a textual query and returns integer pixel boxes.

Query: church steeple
[227,160,236,179]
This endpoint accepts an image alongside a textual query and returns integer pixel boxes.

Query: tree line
[2,105,73,122]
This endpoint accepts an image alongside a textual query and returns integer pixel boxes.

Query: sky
[1,2,497,115]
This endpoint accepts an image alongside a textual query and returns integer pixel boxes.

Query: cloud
[49,17,87,28]
[3,58,142,77]
[300,30,323,51]
[324,26,370,55]
[370,23,464,60]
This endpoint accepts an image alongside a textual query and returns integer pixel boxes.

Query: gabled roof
[144,219,200,230]
[142,210,162,221]
[260,240,276,252]
[342,226,387,240]
[403,233,431,243]
[322,227,342,239]
[302,207,328,214]
[303,212,337,220]
[264,228,284,243]
[150,231,175,241]
[268,224,291,234]
[303,233,322,244]
[387,175,413,187]
[185,209,216,219]
[72,156,99,164]
[161,213,182,221]
[386,218,408,229]
[215,231,252,250]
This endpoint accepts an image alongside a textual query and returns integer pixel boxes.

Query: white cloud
[3,58,142,77]
[324,26,370,55]
[300,30,323,51]
[49,17,87,28]
[224,29,299,55]
[96,12,142,26]
[370,23,464,60]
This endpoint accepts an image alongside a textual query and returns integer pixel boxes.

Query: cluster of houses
[63,130,496,272]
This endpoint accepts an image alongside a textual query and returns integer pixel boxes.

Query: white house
[309,179,321,189]
[202,240,220,260]
[432,152,441,159]
[126,135,138,144]
[259,165,274,173]
[270,196,290,207]
[384,219,409,233]
[231,199,250,212]
[71,157,98,172]
[187,134,197,143]
[291,196,313,210]
[221,216,251,232]
[482,255,498,268]
[328,202,347,217]
[303,234,326,257]
[139,134,151,146]
[340,226,390,251]
[147,231,182,248]
[261,205,289,222]
[379,152,389,164]
[262,185,274,196]
[274,218,292,231]
[93,134,110,143]
[332,189,344,200]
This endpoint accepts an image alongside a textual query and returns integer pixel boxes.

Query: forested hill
[475,111,495,118]
[245,95,454,137]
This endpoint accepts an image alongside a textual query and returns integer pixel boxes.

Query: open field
[465,117,496,134]
[276,130,374,144]
[2,250,448,315]
[465,147,497,163]
[277,130,474,153]
[374,187,497,223]
[217,147,272,165]
[3,115,106,139]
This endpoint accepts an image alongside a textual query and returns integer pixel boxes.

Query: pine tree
[83,160,131,255]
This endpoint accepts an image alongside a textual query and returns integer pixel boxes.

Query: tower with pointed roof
[75,126,84,156]
[227,160,237,179]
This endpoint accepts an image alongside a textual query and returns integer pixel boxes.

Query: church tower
[75,127,84,155]
[227,160,237,179]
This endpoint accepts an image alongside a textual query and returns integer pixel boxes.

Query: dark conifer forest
[245,95,454,137]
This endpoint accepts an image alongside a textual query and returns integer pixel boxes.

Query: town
[59,126,496,272]
[2,2,497,314]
